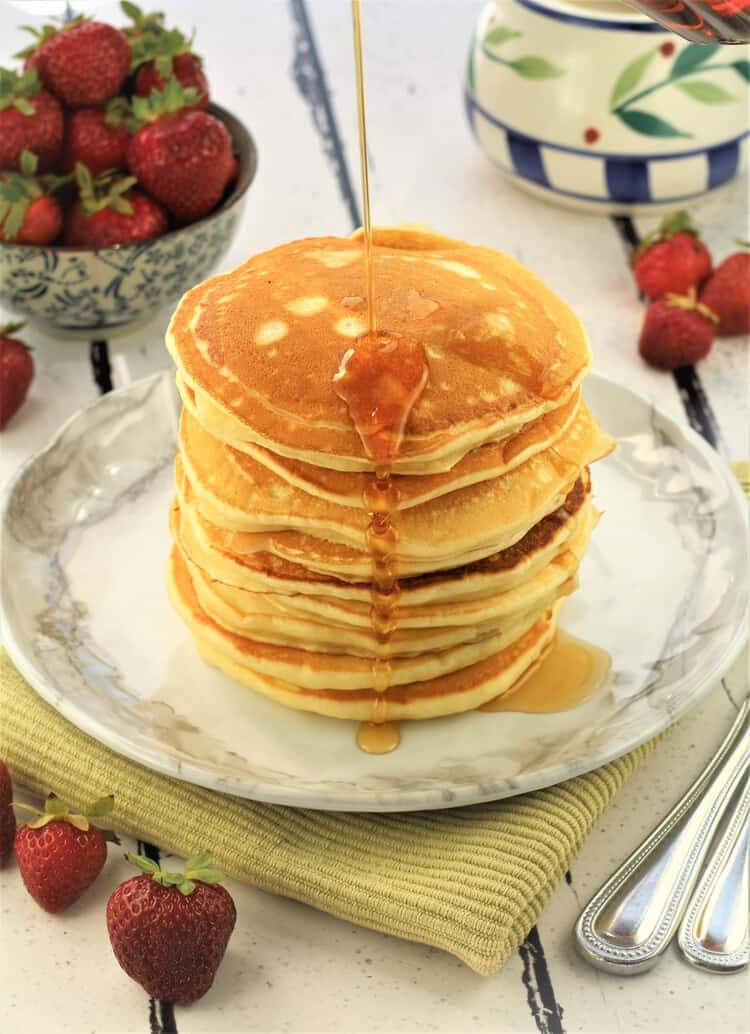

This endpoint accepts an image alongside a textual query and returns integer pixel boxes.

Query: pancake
[169,472,593,603]
[170,545,563,689]
[167,226,592,473]
[168,545,560,721]
[165,226,614,728]
[176,373,583,509]
[177,401,612,566]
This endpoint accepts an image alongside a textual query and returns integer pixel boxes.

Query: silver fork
[575,696,749,974]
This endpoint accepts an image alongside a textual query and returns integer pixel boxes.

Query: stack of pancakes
[166,227,614,723]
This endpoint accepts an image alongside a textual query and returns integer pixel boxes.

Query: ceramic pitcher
[465,0,749,212]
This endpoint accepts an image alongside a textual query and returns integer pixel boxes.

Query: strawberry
[0,150,68,245]
[0,761,16,867]
[62,99,135,176]
[136,52,209,110]
[639,289,719,370]
[23,20,131,108]
[64,162,168,247]
[126,79,236,222]
[123,3,210,109]
[14,794,116,912]
[107,851,236,1003]
[0,322,34,429]
[0,68,63,172]
[700,249,750,336]
[632,211,712,300]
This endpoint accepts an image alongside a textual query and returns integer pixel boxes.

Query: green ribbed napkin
[1,650,661,975]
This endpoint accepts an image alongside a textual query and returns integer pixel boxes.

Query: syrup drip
[334,331,428,752]
[479,631,611,714]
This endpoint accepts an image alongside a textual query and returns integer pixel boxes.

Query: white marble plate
[1,372,747,811]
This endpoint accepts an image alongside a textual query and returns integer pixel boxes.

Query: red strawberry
[0,68,64,172]
[64,162,168,247]
[62,100,135,176]
[700,250,750,336]
[136,52,209,110]
[0,761,16,867]
[639,290,719,370]
[0,322,34,430]
[28,21,131,108]
[14,794,116,912]
[632,211,712,300]
[0,149,68,245]
[126,79,236,222]
[107,851,236,1003]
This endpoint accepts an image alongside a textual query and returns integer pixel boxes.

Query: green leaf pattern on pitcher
[609,43,743,138]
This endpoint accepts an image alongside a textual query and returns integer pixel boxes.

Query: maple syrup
[357,720,401,755]
[336,4,429,754]
[351,0,376,334]
[479,631,611,714]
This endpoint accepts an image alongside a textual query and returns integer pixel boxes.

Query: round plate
[1,372,747,811]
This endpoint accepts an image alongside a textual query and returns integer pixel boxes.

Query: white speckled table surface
[0,2,748,1032]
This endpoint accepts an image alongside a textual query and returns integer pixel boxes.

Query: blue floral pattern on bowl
[0,105,256,337]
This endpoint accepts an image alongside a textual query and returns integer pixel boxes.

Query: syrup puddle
[479,631,611,714]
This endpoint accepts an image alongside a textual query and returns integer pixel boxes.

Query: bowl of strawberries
[0,4,256,338]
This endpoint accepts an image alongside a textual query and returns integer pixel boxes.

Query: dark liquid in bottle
[627,0,750,43]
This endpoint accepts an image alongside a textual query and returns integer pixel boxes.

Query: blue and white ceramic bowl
[0,105,257,338]
[465,0,749,213]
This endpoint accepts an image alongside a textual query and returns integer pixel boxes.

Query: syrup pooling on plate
[479,631,611,713]
[334,331,429,753]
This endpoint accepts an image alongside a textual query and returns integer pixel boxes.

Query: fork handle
[678,769,749,974]
[575,697,750,974]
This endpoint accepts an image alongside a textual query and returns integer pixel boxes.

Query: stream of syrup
[340,4,609,755]
[336,2,431,755]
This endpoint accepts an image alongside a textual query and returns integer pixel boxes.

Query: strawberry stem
[125,850,226,894]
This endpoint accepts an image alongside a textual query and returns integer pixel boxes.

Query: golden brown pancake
[167,227,592,472]
[167,546,560,721]
[169,472,593,603]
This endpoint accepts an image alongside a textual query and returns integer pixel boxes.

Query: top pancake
[167,226,592,473]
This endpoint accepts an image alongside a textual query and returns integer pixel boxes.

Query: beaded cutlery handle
[575,697,749,974]
[678,765,749,974]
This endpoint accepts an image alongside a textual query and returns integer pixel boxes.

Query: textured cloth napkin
[0,650,662,975]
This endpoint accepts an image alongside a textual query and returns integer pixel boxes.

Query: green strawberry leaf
[186,868,225,885]
[45,794,69,816]
[659,210,697,239]
[19,150,38,176]
[1,199,29,240]
[676,79,735,103]
[86,794,115,819]
[734,60,750,82]
[609,47,657,110]
[178,879,196,896]
[671,43,720,79]
[507,55,563,79]
[185,850,214,869]
[484,26,521,46]
[120,0,145,21]
[160,871,186,886]
[616,108,691,138]
[126,852,161,876]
